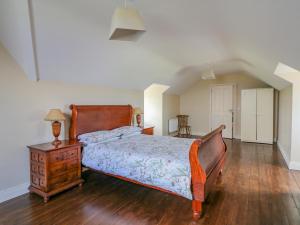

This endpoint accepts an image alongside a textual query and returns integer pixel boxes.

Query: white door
[211,85,233,139]
[241,89,257,142]
[257,88,274,144]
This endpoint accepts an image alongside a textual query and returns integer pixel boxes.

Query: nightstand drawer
[142,127,154,135]
[31,175,46,189]
[39,154,46,163]
[31,151,46,163]
[49,148,78,163]
[31,163,45,176]
[49,159,78,177]
[31,152,39,162]
[49,170,79,190]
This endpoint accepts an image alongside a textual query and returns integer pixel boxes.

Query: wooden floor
[1,140,300,225]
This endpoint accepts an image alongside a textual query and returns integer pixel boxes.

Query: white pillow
[78,130,115,144]
[111,126,142,136]
[78,126,142,144]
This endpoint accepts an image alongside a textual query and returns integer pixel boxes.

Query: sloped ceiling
[1,0,299,94]
[0,0,38,81]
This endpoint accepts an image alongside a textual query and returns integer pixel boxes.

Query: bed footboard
[189,125,226,219]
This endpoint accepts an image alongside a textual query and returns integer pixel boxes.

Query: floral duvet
[82,134,196,199]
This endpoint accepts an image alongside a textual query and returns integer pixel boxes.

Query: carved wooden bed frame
[69,104,227,220]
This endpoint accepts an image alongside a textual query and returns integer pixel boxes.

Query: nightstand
[142,126,154,135]
[27,140,84,203]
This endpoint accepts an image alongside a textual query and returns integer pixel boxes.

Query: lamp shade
[134,107,143,115]
[44,109,66,121]
[109,7,146,41]
[201,69,216,80]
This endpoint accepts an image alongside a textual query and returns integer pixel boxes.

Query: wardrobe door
[241,89,257,142]
[257,88,274,144]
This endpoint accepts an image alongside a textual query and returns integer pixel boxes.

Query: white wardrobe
[241,88,274,144]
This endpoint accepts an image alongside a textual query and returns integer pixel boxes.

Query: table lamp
[44,109,66,145]
[134,107,143,127]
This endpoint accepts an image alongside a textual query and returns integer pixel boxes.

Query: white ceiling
[2,0,300,94]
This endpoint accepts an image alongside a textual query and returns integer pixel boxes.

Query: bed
[69,104,227,219]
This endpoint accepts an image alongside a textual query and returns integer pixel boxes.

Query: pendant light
[109,0,146,41]
[201,69,216,80]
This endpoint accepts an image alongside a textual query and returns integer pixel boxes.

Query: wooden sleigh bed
[69,104,227,220]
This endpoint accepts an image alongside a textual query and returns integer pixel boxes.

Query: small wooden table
[27,140,84,202]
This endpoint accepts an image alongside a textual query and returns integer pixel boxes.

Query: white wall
[274,64,300,170]
[277,83,300,170]
[0,43,143,201]
[162,94,180,135]
[290,82,300,170]
[180,72,270,137]
[144,84,169,135]
[277,86,292,164]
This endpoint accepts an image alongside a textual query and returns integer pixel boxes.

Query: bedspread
[82,134,196,199]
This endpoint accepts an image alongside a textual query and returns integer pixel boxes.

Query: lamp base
[136,114,142,127]
[52,121,62,146]
[52,139,62,146]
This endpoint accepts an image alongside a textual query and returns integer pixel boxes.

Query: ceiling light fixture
[109,0,146,41]
[201,69,216,80]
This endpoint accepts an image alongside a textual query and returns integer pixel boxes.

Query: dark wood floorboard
[1,140,300,225]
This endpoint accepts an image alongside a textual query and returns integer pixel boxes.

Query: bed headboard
[69,104,133,140]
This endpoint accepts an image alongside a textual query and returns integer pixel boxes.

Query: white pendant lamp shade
[201,69,216,80]
[109,7,146,41]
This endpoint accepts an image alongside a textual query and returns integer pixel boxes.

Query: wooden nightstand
[27,140,84,203]
[142,126,154,135]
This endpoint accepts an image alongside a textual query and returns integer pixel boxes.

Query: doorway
[210,85,234,139]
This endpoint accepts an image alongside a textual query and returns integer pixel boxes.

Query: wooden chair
[177,115,191,137]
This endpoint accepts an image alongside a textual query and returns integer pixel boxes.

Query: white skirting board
[233,135,241,140]
[0,182,29,204]
[277,142,300,170]
[277,142,290,168]
[289,161,300,170]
